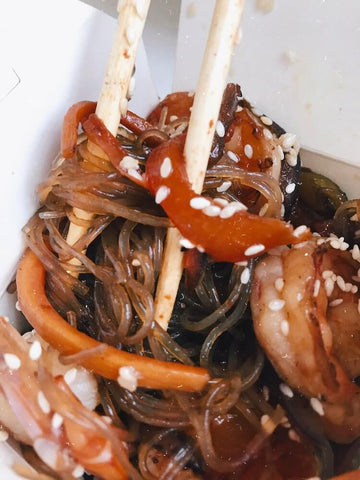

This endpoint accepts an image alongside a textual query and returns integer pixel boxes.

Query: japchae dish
[2,83,360,480]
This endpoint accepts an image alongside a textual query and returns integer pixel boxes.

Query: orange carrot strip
[16,248,210,392]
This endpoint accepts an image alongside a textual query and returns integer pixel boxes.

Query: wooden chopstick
[154,0,245,330]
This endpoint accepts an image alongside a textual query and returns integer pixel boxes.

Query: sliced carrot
[16,248,210,392]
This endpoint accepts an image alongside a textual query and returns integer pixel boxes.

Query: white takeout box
[0,0,359,476]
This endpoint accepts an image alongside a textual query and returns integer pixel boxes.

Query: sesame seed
[293,225,307,237]
[51,413,64,429]
[169,115,178,122]
[117,366,140,392]
[160,157,172,178]
[220,204,245,219]
[329,298,343,307]
[15,301,21,312]
[213,197,229,207]
[324,278,334,297]
[203,205,221,217]
[72,465,85,478]
[180,238,195,249]
[252,108,262,116]
[285,152,297,167]
[260,414,270,425]
[38,391,51,414]
[244,244,265,256]
[29,340,42,360]
[120,156,139,170]
[235,261,248,266]
[215,120,225,137]
[197,245,205,253]
[322,270,334,279]
[280,204,285,217]
[244,144,253,159]
[240,267,250,284]
[259,203,269,217]
[310,397,324,416]
[0,430,9,442]
[279,133,297,151]
[288,429,301,443]
[128,168,143,181]
[263,386,270,401]
[190,197,211,209]
[155,186,170,204]
[64,368,77,385]
[236,105,243,112]
[263,128,273,140]
[4,353,21,370]
[260,115,273,126]
[279,383,294,398]
[268,299,285,311]
[330,238,341,249]
[351,285,358,294]
[336,275,346,291]
[285,183,296,194]
[216,181,232,192]
[313,279,321,297]
[132,259,141,267]
[296,292,303,301]
[227,150,239,162]
[280,320,290,336]
[352,244,360,262]
[275,277,284,292]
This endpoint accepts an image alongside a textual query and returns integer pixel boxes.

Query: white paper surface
[175,0,360,165]
[0,0,158,299]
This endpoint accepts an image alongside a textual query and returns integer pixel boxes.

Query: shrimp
[0,316,138,480]
[250,235,360,443]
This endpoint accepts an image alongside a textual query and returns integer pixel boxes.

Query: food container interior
[0,0,359,476]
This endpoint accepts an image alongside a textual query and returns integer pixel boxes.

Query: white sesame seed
[339,240,350,251]
[285,152,297,167]
[197,245,205,253]
[179,238,195,249]
[351,285,358,294]
[38,391,51,414]
[72,465,85,478]
[317,238,326,245]
[259,203,269,217]
[280,320,290,336]
[235,105,243,112]
[244,244,265,256]
[260,115,273,126]
[203,205,221,217]
[285,183,296,194]
[51,413,64,429]
[0,430,9,442]
[352,244,360,262]
[296,292,303,301]
[169,115,178,122]
[330,238,341,249]
[280,204,285,217]
[263,128,273,140]
[313,279,321,297]
[268,299,285,311]
[128,168,143,181]
[322,270,334,279]
[279,383,294,398]
[252,108,262,117]
[155,186,170,204]
[4,353,21,370]
[227,150,239,163]
[29,340,42,360]
[240,267,250,284]
[220,204,241,219]
[213,197,229,207]
[190,197,211,209]
[288,429,301,443]
[15,301,21,312]
[260,414,270,425]
[215,120,225,138]
[244,144,253,159]
[336,275,346,291]
[64,368,77,385]
[310,397,324,416]
[279,133,297,151]
[160,157,172,178]
[131,259,141,267]
[216,181,232,192]
[263,386,270,401]
[235,261,248,266]
[324,278,334,297]
[117,366,140,392]
[329,298,343,307]
[275,277,284,292]
[120,156,139,170]
[293,225,307,237]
